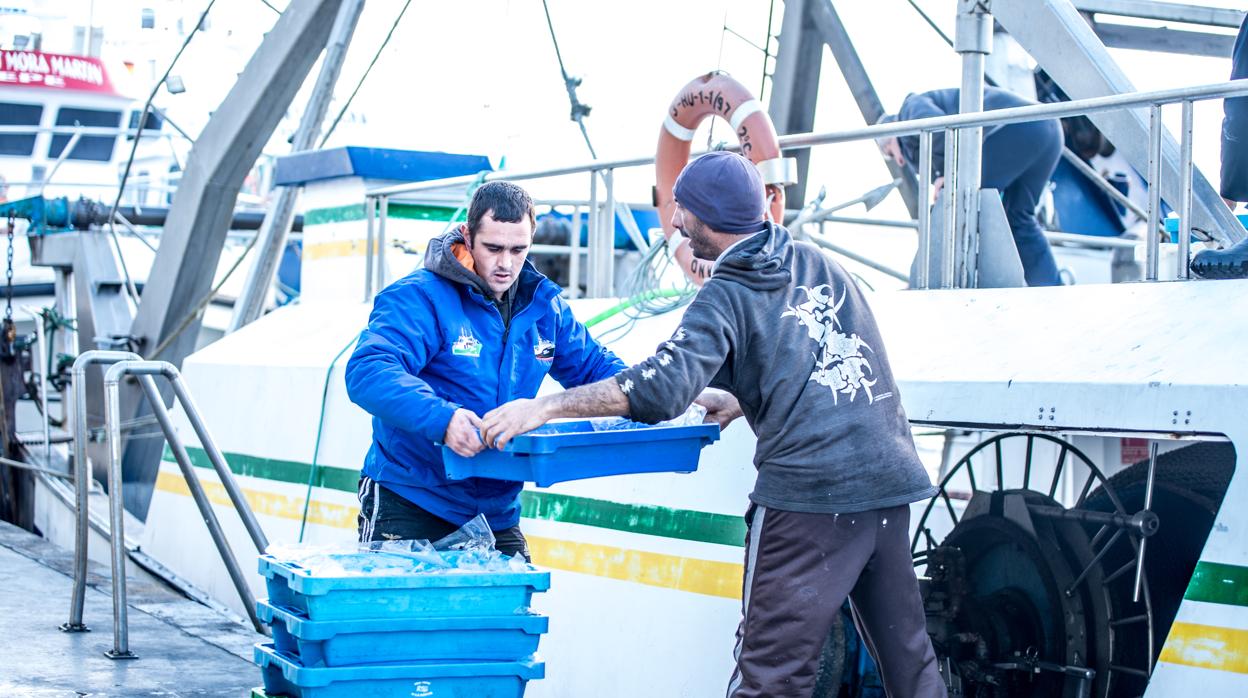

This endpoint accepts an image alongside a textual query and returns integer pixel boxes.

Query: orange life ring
[655,72,788,284]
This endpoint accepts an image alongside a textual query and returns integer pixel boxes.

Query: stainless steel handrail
[101,359,267,658]
[64,350,140,634]
[356,77,1248,294]
[0,126,173,137]
[63,351,268,655]
[364,78,1248,199]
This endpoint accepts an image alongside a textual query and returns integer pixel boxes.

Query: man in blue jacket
[345,181,625,558]
[1192,14,1248,279]
[877,87,1063,287]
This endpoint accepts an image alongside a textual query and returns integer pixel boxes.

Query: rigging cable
[108,0,219,306]
[759,0,777,101]
[903,0,954,48]
[319,0,414,148]
[540,0,597,159]
[148,231,263,360]
[707,3,730,149]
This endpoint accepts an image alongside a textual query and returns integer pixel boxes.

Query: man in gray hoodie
[482,152,945,697]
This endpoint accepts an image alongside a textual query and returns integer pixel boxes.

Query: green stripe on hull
[521,491,745,547]
[161,446,358,493]
[304,202,457,226]
[1186,561,1248,607]
[163,447,747,547]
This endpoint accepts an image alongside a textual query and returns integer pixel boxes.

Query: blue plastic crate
[258,601,548,666]
[258,555,551,621]
[255,643,543,698]
[1165,213,1248,241]
[443,420,720,487]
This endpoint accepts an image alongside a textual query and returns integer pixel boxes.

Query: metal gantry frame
[359,77,1248,295]
[62,350,269,658]
[229,0,366,333]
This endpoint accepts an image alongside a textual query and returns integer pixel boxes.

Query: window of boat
[128,108,164,132]
[49,107,122,162]
[0,102,43,156]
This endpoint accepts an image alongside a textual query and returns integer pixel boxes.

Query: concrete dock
[0,520,263,697]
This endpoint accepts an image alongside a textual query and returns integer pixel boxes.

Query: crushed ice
[590,403,708,431]
[265,514,534,577]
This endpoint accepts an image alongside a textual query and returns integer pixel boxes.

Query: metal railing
[359,193,652,301]
[63,351,268,658]
[358,77,1248,295]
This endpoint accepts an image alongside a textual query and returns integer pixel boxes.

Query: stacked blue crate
[254,553,551,698]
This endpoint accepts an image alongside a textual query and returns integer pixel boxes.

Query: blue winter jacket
[345,229,625,529]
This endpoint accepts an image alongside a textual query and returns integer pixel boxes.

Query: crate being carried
[443,419,721,487]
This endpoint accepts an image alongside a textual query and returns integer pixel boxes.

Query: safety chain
[2,211,15,358]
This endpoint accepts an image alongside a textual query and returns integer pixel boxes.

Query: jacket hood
[424,228,497,298]
[711,222,793,291]
[424,227,554,310]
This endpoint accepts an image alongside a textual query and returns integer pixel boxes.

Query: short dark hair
[466,181,536,237]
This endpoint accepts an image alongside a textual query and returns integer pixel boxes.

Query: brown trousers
[726,504,946,698]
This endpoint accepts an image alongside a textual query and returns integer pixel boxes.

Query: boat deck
[0,520,263,697]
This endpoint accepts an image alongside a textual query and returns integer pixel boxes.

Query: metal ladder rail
[63,350,140,634]
[63,351,268,657]
[103,359,267,658]
[113,359,270,656]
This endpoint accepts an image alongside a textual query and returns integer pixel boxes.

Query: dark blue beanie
[674,151,766,234]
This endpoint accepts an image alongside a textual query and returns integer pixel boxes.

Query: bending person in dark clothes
[482,152,946,698]
[878,87,1063,286]
[1191,13,1248,279]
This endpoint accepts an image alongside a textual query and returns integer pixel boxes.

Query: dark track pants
[726,504,945,698]
[356,476,531,560]
[982,118,1064,287]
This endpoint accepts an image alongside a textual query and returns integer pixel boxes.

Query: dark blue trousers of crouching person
[890,87,1064,287]
[980,117,1064,286]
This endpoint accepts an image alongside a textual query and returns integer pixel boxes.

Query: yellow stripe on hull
[156,470,359,530]
[1160,621,1248,675]
[304,239,369,260]
[527,536,742,600]
[154,471,744,599]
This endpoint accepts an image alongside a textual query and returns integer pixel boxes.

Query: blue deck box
[443,420,720,487]
[258,601,548,666]
[1165,213,1248,242]
[258,555,551,621]
[255,643,543,698]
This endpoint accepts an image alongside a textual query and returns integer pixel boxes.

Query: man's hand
[695,390,743,430]
[932,176,945,204]
[482,398,552,450]
[443,408,486,458]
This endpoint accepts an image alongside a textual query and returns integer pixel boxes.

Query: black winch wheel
[911,433,1157,698]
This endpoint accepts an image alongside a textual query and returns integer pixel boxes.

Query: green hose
[297,335,359,542]
[583,288,687,328]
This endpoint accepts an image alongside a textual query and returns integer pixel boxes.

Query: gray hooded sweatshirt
[615,224,935,514]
